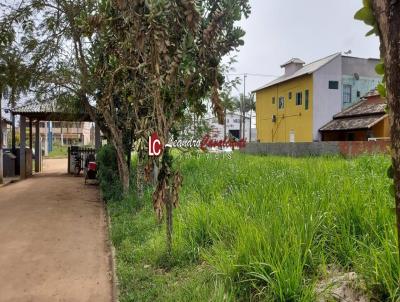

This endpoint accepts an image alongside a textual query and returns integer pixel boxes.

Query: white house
[205,112,252,141]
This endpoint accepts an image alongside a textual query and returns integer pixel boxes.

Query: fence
[241,141,390,157]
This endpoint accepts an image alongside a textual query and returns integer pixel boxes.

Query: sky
[227,0,380,97]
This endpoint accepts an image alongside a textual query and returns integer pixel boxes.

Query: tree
[0,0,133,191]
[0,24,35,183]
[355,0,400,254]
[1,0,250,253]
[0,48,33,150]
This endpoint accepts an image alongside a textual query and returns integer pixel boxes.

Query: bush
[97,144,123,201]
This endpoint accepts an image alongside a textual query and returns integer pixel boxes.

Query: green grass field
[105,153,398,301]
[46,145,68,158]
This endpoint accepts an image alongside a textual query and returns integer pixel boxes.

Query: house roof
[320,91,387,132]
[253,53,341,93]
[334,103,386,119]
[12,101,93,121]
[319,114,387,131]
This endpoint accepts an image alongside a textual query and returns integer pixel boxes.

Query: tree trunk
[372,0,400,253]
[115,141,130,194]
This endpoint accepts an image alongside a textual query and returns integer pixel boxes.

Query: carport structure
[11,102,101,179]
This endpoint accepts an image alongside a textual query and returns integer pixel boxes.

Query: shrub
[97,144,123,201]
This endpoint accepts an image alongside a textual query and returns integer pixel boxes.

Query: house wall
[313,55,342,141]
[256,74,313,142]
[372,117,390,138]
[341,57,381,108]
[321,130,367,141]
[342,57,380,78]
[342,75,381,108]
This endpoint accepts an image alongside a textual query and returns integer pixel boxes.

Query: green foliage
[354,2,379,37]
[354,7,375,26]
[106,154,398,301]
[375,62,385,75]
[97,144,123,201]
[377,83,387,98]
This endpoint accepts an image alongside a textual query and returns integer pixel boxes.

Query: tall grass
[105,153,398,301]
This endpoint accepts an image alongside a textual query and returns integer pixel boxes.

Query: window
[357,91,361,97]
[295,92,302,106]
[272,97,275,104]
[343,84,352,104]
[329,81,339,89]
[278,96,285,109]
[288,92,292,100]
[305,90,309,110]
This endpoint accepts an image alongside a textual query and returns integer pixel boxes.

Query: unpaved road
[0,158,112,302]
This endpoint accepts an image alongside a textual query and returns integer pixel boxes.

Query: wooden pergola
[11,102,101,180]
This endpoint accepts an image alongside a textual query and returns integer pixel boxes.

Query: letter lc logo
[149,132,163,156]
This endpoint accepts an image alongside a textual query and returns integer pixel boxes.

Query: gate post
[35,120,40,173]
[20,116,26,179]
[67,146,70,174]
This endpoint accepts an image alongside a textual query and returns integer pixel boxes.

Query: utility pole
[249,93,253,142]
[242,73,247,140]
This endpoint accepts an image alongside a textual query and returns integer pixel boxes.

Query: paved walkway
[0,159,113,302]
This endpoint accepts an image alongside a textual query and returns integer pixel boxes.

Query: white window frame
[278,96,285,110]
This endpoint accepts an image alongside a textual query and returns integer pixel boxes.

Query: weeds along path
[106,153,396,301]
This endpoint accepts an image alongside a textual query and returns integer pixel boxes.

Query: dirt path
[0,158,113,302]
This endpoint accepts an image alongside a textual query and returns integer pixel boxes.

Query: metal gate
[67,146,96,174]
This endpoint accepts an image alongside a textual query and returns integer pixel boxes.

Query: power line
[226,73,278,78]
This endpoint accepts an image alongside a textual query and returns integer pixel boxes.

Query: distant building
[320,91,389,141]
[206,112,251,141]
[39,121,93,146]
[254,53,381,142]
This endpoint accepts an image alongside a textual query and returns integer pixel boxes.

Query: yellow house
[254,53,381,142]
